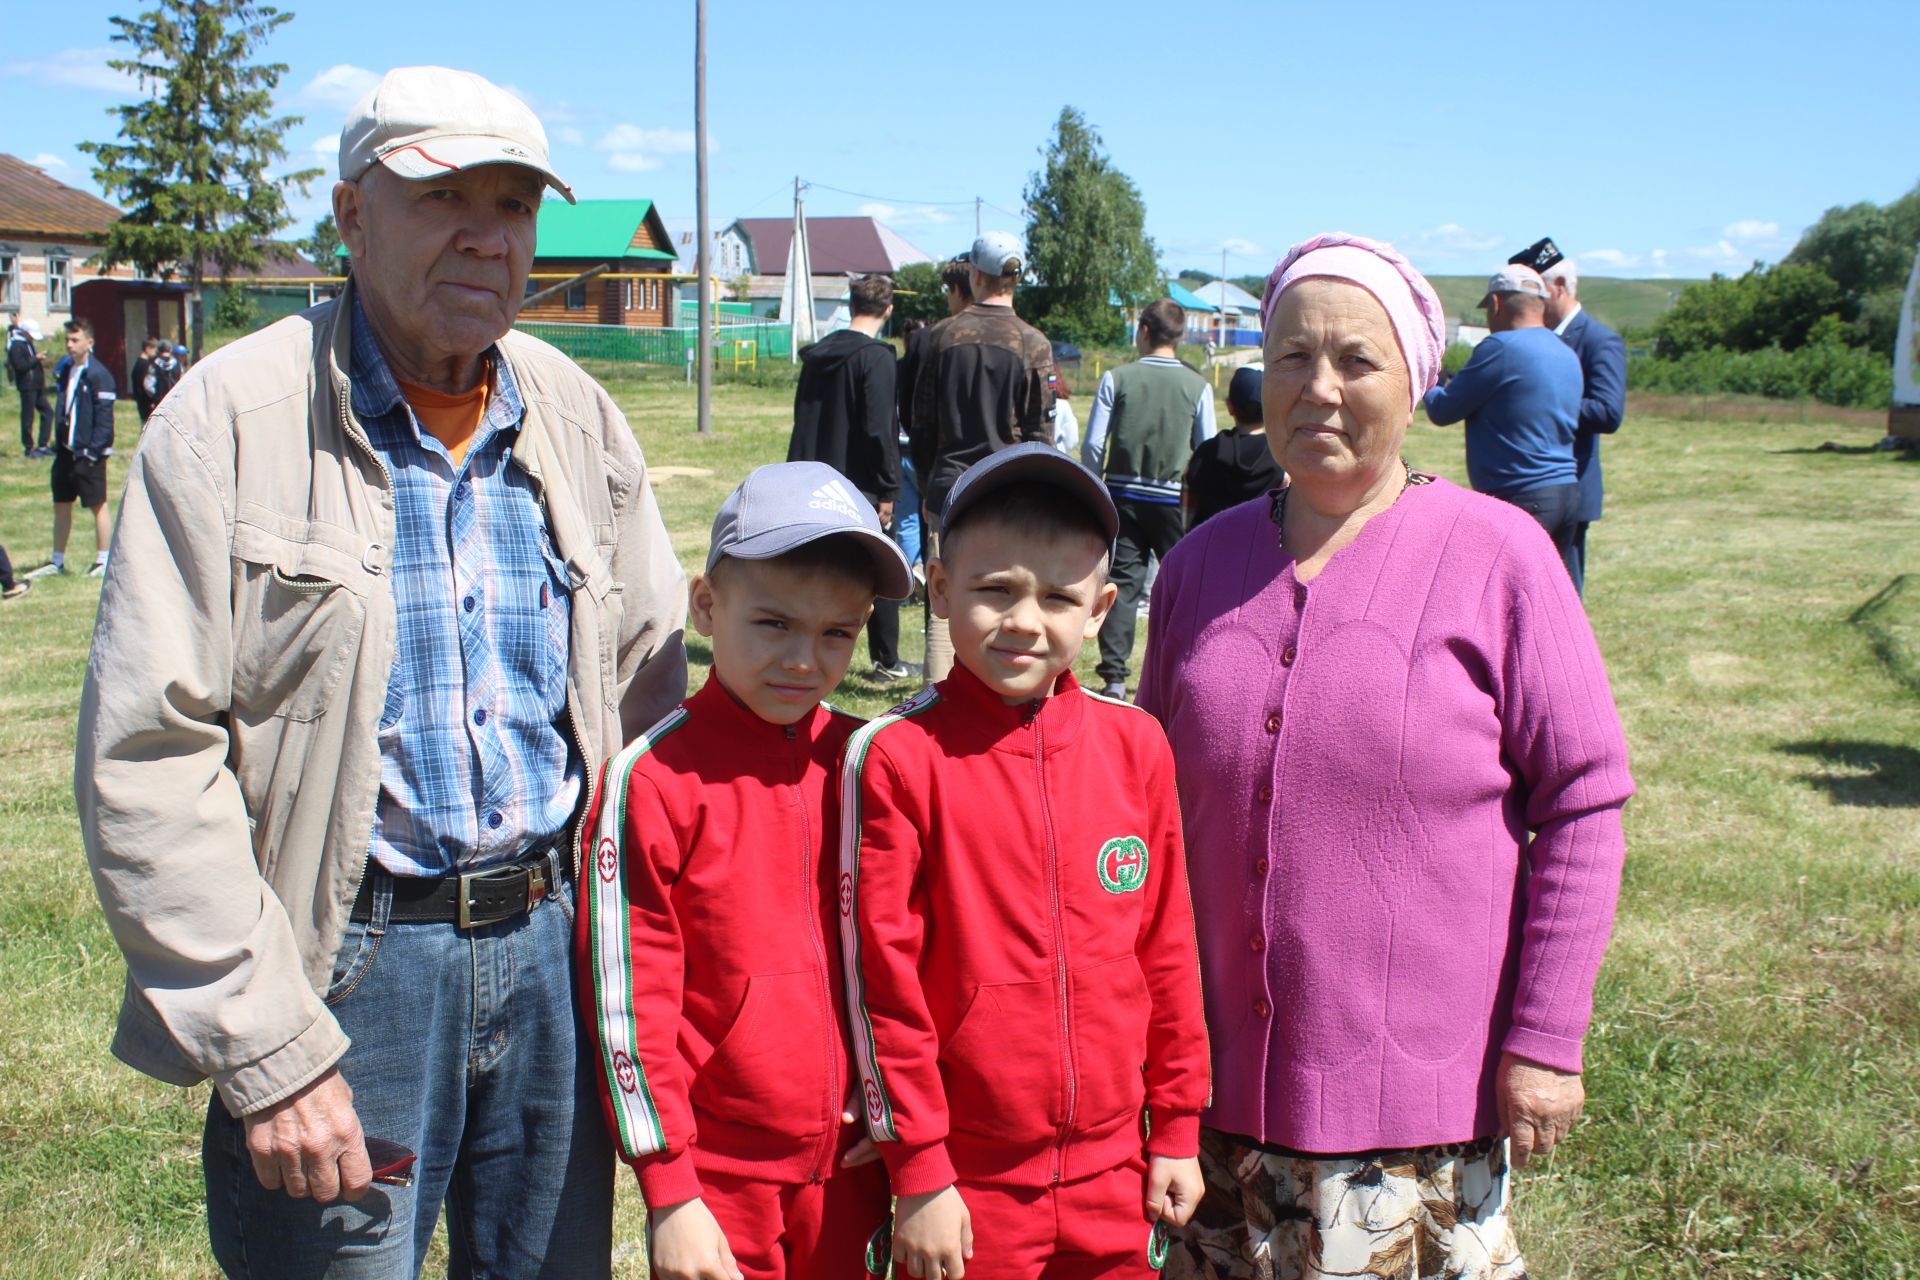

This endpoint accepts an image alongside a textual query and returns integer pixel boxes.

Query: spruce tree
[1022,107,1160,345]
[80,1,320,358]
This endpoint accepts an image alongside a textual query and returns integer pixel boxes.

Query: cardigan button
[1253,998,1271,1019]
[1281,645,1297,667]
[1257,783,1273,804]
[1265,713,1281,734]
[1249,934,1266,954]
[1253,857,1269,877]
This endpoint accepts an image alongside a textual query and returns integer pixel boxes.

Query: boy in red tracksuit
[578,461,914,1280]
[839,442,1210,1280]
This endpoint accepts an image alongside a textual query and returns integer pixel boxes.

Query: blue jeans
[895,454,923,568]
[1493,481,1582,589]
[204,865,613,1279]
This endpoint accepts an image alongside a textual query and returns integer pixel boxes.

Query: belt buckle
[455,859,551,930]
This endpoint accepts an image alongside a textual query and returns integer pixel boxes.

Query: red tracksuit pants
[697,1156,892,1280]
[957,1156,1169,1280]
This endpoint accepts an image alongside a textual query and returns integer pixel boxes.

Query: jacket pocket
[941,978,1062,1144]
[1068,955,1150,1129]
[691,971,830,1138]
[231,559,366,723]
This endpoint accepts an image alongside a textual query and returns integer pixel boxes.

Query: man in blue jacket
[1423,265,1584,583]
[1539,257,1626,595]
[39,318,116,576]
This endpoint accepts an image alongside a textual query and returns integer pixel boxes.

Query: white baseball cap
[968,231,1026,278]
[1478,263,1547,308]
[339,66,575,204]
[19,318,43,341]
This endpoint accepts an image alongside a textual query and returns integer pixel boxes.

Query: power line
[800,180,980,208]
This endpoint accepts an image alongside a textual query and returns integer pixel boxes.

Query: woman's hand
[1145,1154,1205,1226]
[649,1198,743,1280]
[894,1185,973,1278]
[1497,1051,1585,1169]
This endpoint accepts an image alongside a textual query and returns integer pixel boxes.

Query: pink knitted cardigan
[1137,478,1633,1153]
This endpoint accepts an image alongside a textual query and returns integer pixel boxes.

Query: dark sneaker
[1099,681,1129,701]
[87,560,108,578]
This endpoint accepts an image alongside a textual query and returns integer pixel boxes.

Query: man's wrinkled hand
[1497,1051,1584,1169]
[241,1068,371,1203]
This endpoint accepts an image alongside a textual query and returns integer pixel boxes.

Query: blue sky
[5,0,1916,281]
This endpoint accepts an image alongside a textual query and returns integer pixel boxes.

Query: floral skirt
[1163,1126,1528,1280]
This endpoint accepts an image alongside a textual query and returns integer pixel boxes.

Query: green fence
[515,320,792,366]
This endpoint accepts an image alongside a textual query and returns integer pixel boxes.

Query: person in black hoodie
[129,335,161,423]
[788,273,906,679]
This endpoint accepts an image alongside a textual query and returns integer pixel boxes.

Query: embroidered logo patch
[1147,1220,1171,1269]
[839,872,854,918]
[864,1079,886,1126]
[865,1218,894,1277]
[612,1050,639,1095]
[1097,836,1148,894]
[596,836,619,883]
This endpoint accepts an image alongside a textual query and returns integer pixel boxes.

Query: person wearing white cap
[75,66,688,1278]
[8,316,54,456]
[1421,263,1586,580]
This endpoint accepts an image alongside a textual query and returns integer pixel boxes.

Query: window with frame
[623,280,635,311]
[48,254,72,309]
[565,283,586,310]
[0,252,18,308]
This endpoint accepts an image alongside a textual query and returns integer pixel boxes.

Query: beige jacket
[75,282,688,1115]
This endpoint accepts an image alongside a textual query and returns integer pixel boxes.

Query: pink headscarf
[1261,233,1447,410]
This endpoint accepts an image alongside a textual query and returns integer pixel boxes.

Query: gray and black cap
[940,441,1120,544]
[706,461,915,601]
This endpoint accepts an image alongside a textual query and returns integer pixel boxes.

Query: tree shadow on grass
[1778,740,1920,808]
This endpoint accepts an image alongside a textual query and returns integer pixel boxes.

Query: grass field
[0,360,1915,1278]
[1424,276,1699,336]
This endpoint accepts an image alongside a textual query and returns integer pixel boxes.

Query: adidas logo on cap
[809,477,861,521]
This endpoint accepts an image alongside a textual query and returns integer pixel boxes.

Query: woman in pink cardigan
[1139,234,1633,1280]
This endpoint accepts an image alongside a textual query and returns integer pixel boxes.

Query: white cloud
[595,124,699,173]
[1722,219,1780,242]
[308,132,341,158]
[1219,237,1264,258]
[1582,248,1635,270]
[501,83,578,126]
[1401,223,1505,256]
[28,153,71,171]
[857,201,952,227]
[556,126,585,148]
[298,64,380,112]
[1,47,138,94]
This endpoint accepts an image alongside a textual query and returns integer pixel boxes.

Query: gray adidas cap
[968,231,1026,278]
[1478,263,1548,309]
[940,441,1119,544]
[706,461,914,600]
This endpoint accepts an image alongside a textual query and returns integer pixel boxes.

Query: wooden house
[516,198,680,326]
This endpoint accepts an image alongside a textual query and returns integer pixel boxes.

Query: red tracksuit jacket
[838,665,1210,1197]
[576,677,863,1207]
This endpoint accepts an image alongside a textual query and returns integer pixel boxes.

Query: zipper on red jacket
[1029,700,1076,1185]
[790,720,840,1183]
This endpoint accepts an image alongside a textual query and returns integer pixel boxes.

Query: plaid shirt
[351,302,583,877]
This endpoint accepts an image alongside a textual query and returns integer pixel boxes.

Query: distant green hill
[1426,276,1698,335]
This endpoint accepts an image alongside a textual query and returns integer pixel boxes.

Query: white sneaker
[87,560,108,578]
[24,562,65,579]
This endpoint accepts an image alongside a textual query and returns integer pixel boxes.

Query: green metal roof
[535,199,674,260]
[333,198,677,263]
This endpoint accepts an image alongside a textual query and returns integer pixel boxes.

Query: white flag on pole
[1894,245,1920,407]
[782,203,817,360]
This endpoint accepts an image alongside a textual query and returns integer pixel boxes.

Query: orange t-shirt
[397,377,490,467]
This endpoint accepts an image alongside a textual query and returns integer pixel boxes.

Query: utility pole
[975,196,982,238]
[694,0,712,435]
[1221,246,1229,346]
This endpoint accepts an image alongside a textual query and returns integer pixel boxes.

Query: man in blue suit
[1539,256,1625,596]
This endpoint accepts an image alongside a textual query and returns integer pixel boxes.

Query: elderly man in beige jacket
[75,68,687,1278]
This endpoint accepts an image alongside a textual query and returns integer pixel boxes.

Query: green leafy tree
[80,0,321,359]
[1652,262,1842,357]
[301,213,342,267]
[1021,107,1159,345]
[890,262,950,326]
[1785,199,1911,299]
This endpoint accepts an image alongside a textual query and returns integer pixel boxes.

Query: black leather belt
[351,844,566,929]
